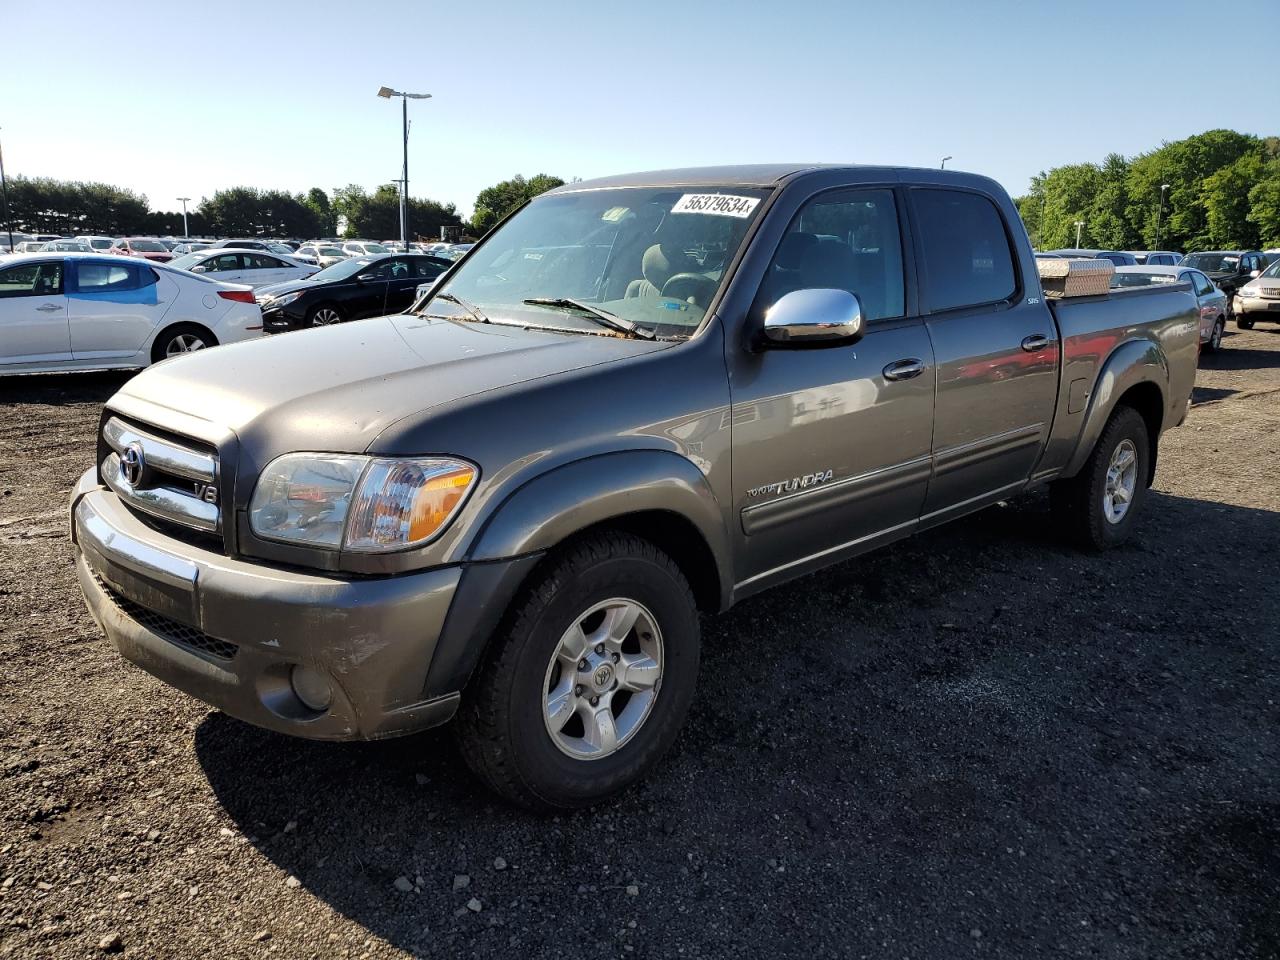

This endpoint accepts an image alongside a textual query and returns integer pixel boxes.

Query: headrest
[641,242,698,290]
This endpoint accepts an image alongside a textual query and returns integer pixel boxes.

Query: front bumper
[258,303,308,333]
[1235,296,1280,316]
[70,469,463,741]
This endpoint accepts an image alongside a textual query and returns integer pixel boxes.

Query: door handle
[37,303,62,312]
[1021,334,1051,352]
[883,358,925,381]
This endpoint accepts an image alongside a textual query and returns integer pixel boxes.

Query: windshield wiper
[431,292,489,324]
[522,297,655,340]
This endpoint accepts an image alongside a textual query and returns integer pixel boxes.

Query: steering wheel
[661,273,717,307]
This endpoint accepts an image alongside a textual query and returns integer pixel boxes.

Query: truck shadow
[194,489,1280,957]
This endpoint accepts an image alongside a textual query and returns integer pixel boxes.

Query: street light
[0,128,12,252]
[177,197,191,239]
[940,155,953,169]
[1155,183,1170,250]
[1074,220,1085,248]
[377,86,432,245]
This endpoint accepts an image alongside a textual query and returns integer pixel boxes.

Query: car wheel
[1050,405,1150,551]
[456,532,701,811]
[1206,318,1224,352]
[1237,315,1254,330]
[308,304,343,327]
[151,323,216,364]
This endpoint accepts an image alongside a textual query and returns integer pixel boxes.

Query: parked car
[292,244,348,268]
[171,241,214,256]
[1179,251,1267,319]
[0,233,36,253]
[208,238,272,251]
[69,164,1199,811]
[445,242,475,260]
[14,241,51,253]
[168,249,319,288]
[1232,256,1280,329]
[108,238,174,263]
[75,235,116,251]
[1128,251,1181,266]
[0,253,262,374]
[255,253,450,330]
[40,239,95,253]
[341,241,393,257]
[1112,265,1228,351]
[1045,248,1138,267]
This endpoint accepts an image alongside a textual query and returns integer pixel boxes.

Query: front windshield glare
[1184,254,1239,272]
[429,186,769,338]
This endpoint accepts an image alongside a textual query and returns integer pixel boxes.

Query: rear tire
[1051,405,1151,551]
[1205,317,1224,353]
[455,532,701,811]
[150,323,216,364]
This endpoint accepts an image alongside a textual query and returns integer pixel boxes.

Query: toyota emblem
[121,442,146,486]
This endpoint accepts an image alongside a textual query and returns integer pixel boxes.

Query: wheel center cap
[592,663,614,689]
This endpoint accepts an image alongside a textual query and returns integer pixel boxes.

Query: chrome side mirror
[762,288,864,347]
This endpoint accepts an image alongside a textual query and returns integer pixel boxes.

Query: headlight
[269,290,305,307]
[1237,287,1258,298]
[249,453,477,552]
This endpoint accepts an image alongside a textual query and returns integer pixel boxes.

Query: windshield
[89,238,112,249]
[360,242,391,254]
[168,253,206,271]
[428,186,769,338]
[1110,272,1176,288]
[308,257,376,282]
[129,239,168,252]
[1260,259,1280,279]
[1183,253,1239,272]
[318,246,345,257]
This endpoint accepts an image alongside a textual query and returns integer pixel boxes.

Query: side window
[0,261,64,299]
[756,188,904,322]
[209,254,243,272]
[1193,272,1215,296]
[412,258,443,279]
[247,254,283,269]
[77,263,135,291]
[913,189,1017,312]
[371,259,401,280]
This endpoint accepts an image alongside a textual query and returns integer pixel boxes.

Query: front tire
[1051,405,1151,550]
[151,323,216,364]
[456,532,701,811]
[308,303,343,327]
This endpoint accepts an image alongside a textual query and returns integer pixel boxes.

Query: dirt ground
[2,325,1279,959]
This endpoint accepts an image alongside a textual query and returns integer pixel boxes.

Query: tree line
[1017,129,1280,252]
[0,172,568,240]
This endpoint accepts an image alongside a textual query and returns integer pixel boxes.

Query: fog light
[289,665,333,712]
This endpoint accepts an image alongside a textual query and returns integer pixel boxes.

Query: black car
[256,254,452,332]
[1179,251,1268,317]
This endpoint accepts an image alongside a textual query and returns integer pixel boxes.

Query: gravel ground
[2,326,1279,959]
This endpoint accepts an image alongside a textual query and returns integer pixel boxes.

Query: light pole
[377,86,431,245]
[177,197,191,238]
[1074,220,1085,248]
[0,129,13,252]
[940,155,952,169]
[1155,183,1170,250]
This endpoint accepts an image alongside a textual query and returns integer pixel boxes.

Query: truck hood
[115,314,670,454]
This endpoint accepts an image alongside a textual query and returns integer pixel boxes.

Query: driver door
[0,259,70,369]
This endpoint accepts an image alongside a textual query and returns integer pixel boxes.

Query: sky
[5,0,1277,221]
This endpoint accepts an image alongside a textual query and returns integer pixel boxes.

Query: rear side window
[208,253,243,272]
[1191,271,1215,296]
[913,189,1016,312]
[76,262,155,292]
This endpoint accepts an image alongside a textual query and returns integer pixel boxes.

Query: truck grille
[91,571,238,661]
[100,416,222,545]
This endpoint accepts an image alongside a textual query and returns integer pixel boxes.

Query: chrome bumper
[70,468,462,740]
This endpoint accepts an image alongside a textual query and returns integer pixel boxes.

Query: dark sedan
[256,254,452,332]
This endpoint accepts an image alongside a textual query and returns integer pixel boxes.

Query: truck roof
[550,164,996,192]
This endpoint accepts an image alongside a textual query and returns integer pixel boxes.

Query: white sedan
[0,253,264,374]
[167,249,318,288]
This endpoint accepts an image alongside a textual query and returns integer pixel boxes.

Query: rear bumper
[71,469,464,741]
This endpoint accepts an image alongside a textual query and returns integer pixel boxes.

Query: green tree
[304,187,335,235]
[471,174,565,235]
[1203,153,1265,248]
[1247,161,1280,247]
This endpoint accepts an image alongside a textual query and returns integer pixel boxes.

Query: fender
[1062,338,1168,478]
[466,449,733,609]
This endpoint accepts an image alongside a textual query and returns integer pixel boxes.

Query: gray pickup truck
[71,165,1198,810]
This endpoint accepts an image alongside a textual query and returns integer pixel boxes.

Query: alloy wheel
[165,334,207,356]
[311,307,341,326]
[541,598,663,760]
[1102,438,1138,525]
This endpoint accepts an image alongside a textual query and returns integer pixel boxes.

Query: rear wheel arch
[1063,339,1168,482]
[150,321,217,364]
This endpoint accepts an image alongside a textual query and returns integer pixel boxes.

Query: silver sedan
[1112,265,1229,352]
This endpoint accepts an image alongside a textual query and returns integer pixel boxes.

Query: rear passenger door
[909,187,1059,523]
[728,186,936,588]
[68,260,166,360]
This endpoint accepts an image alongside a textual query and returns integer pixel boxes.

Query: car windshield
[318,247,345,257]
[129,239,168,252]
[308,257,376,282]
[361,243,391,254]
[1183,253,1239,272]
[267,243,293,254]
[1110,272,1177,288]
[1261,259,1280,279]
[89,238,112,249]
[427,186,769,339]
[168,253,206,271]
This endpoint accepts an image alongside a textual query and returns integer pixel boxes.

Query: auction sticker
[671,193,760,218]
